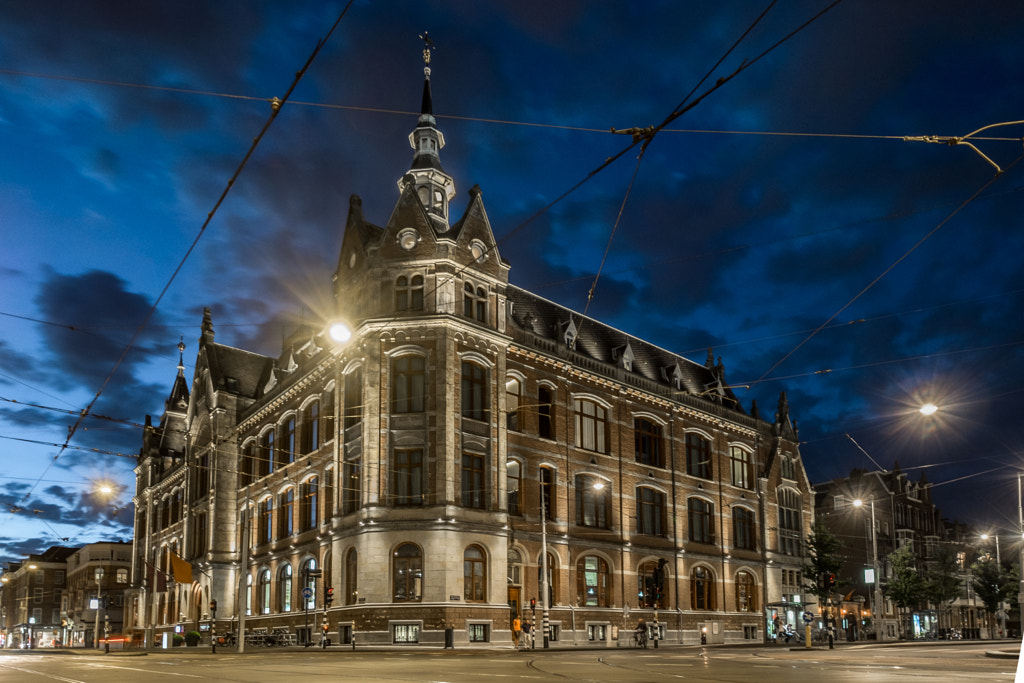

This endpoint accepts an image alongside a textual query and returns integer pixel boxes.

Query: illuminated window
[736,570,757,612]
[691,566,716,610]
[730,446,753,489]
[576,556,609,607]
[393,543,423,602]
[464,546,487,602]
[574,399,608,453]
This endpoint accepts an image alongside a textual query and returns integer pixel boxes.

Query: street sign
[802,611,814,623]
[301,587,314,599]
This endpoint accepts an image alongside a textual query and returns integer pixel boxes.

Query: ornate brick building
[129,55,814,648]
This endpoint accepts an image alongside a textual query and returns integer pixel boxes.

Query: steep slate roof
[206,343,272,400]
[504,284,747,415]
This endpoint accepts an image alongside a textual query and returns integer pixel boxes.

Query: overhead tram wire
[756,148,1024,385]
[412,0,844,335]
[14,2,357,507]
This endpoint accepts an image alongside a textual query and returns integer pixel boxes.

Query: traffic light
[826,573,836,590]
[210,599,217,612]
[325,587,334,607]
[530,598,536,610]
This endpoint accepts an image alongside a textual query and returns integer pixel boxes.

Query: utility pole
[237,510,249,653]
[1018,474,1024,641]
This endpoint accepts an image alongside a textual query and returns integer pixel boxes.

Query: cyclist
[634,620,648,648]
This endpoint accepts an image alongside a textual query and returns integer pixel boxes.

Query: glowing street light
[328,322,352,344]
[919,403,938,416]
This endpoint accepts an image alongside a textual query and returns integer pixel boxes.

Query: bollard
[351,633,356,650]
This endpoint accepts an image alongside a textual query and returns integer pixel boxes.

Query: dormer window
[564,318,578,348]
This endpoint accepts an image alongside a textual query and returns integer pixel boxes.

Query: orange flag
[169,551,194,584]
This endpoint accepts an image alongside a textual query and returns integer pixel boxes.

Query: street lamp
[93,568,104,650]
[980,533,1001,563]
[852,499,886,642]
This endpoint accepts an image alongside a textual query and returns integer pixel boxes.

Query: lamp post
[1018,475,1024,643]
[852,499,885,642]
[539,475,550,649]
[93,568,104,650]
[980,533,1001,564]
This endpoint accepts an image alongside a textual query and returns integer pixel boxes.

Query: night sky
[2,1,1023,565]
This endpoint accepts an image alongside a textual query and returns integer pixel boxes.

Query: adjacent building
[815,464,993,640]
[0,546,74,648]
[128,54,815,648]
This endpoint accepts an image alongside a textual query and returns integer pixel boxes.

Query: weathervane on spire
[419,31,435,75]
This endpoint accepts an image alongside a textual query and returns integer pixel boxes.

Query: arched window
[282,417,296,467]
[688,498,715,544]
[241,442,255,486]
[575,474,610,529]
[540,466,555,521]
[258,569,271,614]
[260,429,274,477]
[735,570,757,612]
[277,488,294,539]
[638,560,668,608]
[392,355,426,413]
[300,477,318,531]
[461,361,489,421]
[634,418,663,467]
[733,507,757,550]
[540,552,558,606]
[574,398,608,453]
[507,549,522,586]
[778,488,803,556]
[506,377,522,431]
[393,543,423,602]
[461,451,486,509]
[394,274,424,312]
[257,498,273,546]
[396,275,409,311]
[507,461,521,515]
[730,446,753,489]
[302,401,320,454]
[464,281,487,322]
[576,555,609,607]
[344,369,362,430]
[345,548,358,605]
[279,564,293,612]
[538,386,554,439]
[686,433,712,479]
[691,566,716,610]
[301,559,317,610]
[464,546,486,602]
[636,487,665,536]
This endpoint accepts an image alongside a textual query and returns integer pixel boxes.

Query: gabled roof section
[204,343,272,400]
[505,284,747,415]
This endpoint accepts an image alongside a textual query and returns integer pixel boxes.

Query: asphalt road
[0,642,1017,682]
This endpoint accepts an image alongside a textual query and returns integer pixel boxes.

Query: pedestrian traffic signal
[325,587,334,606]
[530,598,536,610]
[826,573,836,589]
[210,599,217,612]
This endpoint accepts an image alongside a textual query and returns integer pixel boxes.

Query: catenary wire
[14,3,357,508]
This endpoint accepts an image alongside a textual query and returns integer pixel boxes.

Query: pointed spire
[401,32,455,231]
[177,336,186,376]
[200,307,215,346]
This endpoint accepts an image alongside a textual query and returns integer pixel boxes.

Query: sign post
[802,611,814,649]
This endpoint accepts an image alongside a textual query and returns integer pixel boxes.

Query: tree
[802,517,846,608]
[971,555,1017,637]
[924,548,963,631]
[884,544,927,638]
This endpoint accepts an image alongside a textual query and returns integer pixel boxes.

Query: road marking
[0,663,85,683]
[86,662,204,678]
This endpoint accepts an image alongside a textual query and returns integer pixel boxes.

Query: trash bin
[444,627,454,649]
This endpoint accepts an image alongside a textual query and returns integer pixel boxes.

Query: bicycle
[630,630,648,648]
